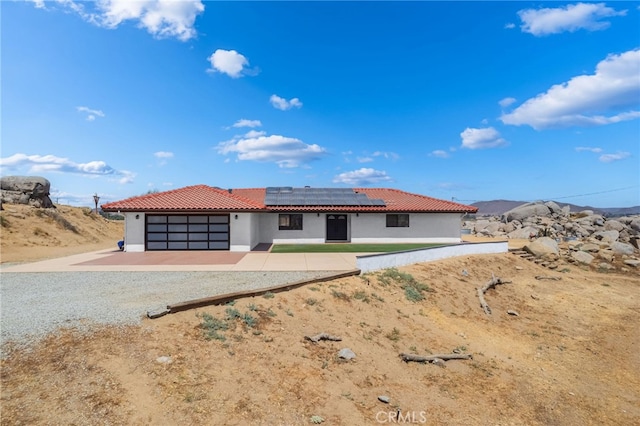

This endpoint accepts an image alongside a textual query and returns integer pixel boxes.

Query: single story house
[101,185,478,252]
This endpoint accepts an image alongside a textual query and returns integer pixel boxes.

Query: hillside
[472,200,640,217]
[0,204,124,264]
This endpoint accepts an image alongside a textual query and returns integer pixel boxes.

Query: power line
[545,185,639,201]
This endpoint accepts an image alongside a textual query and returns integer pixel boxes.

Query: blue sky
[2,1,639,208]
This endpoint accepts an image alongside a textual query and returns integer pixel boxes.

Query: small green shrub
[0,215,9,228]
[199,313,229,341]
[263,291,275,299]
[386,327,401,341]
[353,290,370,303]
[242,313,257,328]
[305,298,318,306]
[331,289,350,301]
[225,307,241,320]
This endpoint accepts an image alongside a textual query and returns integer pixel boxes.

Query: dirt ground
[1,205,639,425]
[0,204,124,264]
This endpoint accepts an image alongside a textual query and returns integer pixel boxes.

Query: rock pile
[0,176,55,209]
[465,201,640,271]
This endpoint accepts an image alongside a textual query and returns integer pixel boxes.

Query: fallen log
[305,333,342,343]
[400,353,473,363]
[477,274,512,315]
[535,275,562,281]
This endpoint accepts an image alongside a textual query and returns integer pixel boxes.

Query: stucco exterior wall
[258,212,328,244]
[230,213,261,252]
[350,212,463,243]
[124,212,145,252]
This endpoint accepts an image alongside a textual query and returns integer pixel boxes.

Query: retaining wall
[356,241,509,273]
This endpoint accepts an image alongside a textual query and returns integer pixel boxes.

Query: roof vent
[228,188,232,193]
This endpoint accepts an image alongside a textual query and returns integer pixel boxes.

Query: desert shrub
[262,291,275,299]
[35,209,80,234]
[377,268,431,302]
[353,290,370,303]
[33,227,48,237]
[386,327,401,341]
[0,215,9,228]
[241,313,257,328]
[331,289,350,301]
[225,307,241,320]
[199,313,229,341]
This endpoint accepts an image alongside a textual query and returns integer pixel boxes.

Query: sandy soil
[1,205,639,425]
[0,204,124,264]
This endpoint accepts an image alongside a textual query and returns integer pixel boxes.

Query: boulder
[571,251,595,265]
[503,202,551,222]
[604,220,625,232]
[0,176,55,208]
[524,237,559,258]
[508,226,540,240]
[544,201,564,215]
[593,230,619,243]
[609,242,636,256]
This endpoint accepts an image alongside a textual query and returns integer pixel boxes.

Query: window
[279,214,303,230]
[386,214,409,227]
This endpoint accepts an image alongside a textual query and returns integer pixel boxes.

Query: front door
[326,214,348,241]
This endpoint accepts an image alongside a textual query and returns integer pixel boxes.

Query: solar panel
[264,187,386,207]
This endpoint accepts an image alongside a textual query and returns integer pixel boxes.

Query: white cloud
[32,0,204,41]
[332,168,392,186]
[371,151,400,161]
[575,146,603,153]
[76,106,105,121]
[270,94,303,111]
[460,127,508,149]
[599,152,631,163]
[154,151,174,158]
[217,133,326,168]
[207,49,257,78]
[504,22,516,30]
[357,156,374,163]
[499,97,517,108]
[518,2,626,36]
[0,153,135,183]
[500,49,640,129]
[429,150,450,158]
[232,119,262,128]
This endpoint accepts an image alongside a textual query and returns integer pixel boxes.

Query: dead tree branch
[400,353,473,363]
[477,274,512,315]
[304,333,342,343]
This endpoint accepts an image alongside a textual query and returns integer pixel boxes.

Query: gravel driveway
[0,270,331,351]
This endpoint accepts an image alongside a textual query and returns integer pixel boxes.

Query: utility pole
[93,193,100,215]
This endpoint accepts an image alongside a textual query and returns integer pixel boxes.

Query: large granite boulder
[524,237,559,258]
[0,176,55,208]
[503,202,552,222]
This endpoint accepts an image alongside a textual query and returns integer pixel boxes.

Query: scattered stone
[431,358,446,368]
[147,307,170,319]
[156,356,172,364]
[531,294,539,300]
[378,395,390,404]
[623,259,640,268]
[507,310,520,316]
[338,348,356,360]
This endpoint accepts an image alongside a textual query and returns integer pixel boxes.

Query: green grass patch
[270,243,443,253]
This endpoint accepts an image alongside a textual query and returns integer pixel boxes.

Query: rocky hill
[0,203,124,264]
[464,200,640,273]
[472,200,640,217]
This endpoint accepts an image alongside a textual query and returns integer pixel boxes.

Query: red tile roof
[101,185,264,212]
[103,185,477,213]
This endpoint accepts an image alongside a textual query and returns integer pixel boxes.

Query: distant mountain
[471,200,640,217]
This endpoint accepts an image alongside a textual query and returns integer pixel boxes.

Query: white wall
[230,212,260,252]
[351,212,462,243]
[124,212,145,252]
[259,212,328,244]
[356,241,509,273]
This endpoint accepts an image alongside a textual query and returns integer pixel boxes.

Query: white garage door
[146,214,230,250]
